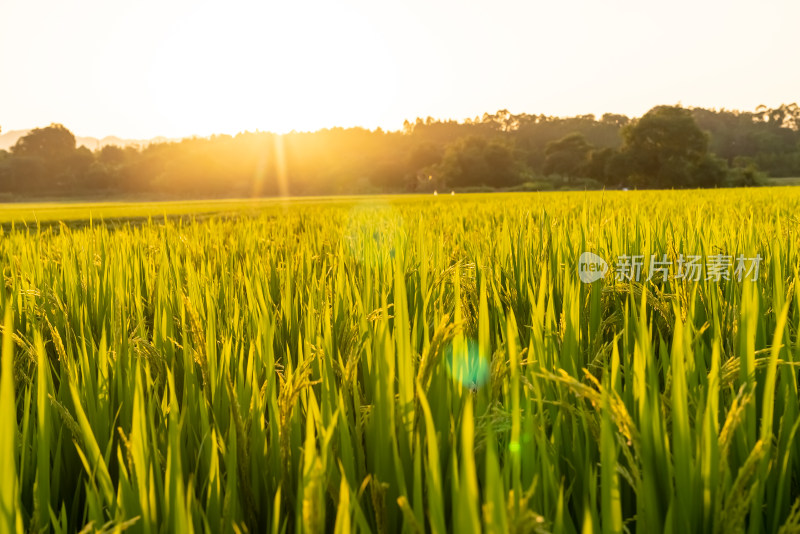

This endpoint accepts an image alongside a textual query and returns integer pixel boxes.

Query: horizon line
[2,101,796,146]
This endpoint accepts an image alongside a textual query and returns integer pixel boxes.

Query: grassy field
[0,196,378,226]
[2,188,800,533]
[766,177,800,187]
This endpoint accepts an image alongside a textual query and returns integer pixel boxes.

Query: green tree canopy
[619,106,726,188]
[7,124,89,191]
[11,123,76,159]
[543,132,592,180]
[436,136,525,189]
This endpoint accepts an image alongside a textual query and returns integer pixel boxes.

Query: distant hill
[0,129,173,151]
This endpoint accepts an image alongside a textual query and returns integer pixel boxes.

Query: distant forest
[1,104,798,198]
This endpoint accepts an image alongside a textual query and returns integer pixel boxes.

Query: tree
[436,136,526,188]
[601,113,630,128]
[619,106,727,188]
[727,156,766,187]
[586,147,615,184]
[11,123,76,159]
[9,124,84,191]
[97,145,128,166]
[543,132,592,180]
[405,142,443,190]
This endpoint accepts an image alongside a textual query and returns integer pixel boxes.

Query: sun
[145,1,401,136]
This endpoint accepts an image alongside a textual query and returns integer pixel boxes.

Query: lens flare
[446,339,490,389]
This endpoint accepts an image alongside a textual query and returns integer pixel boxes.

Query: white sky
[0,0,798,139]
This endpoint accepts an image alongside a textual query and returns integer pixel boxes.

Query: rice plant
[1,189,800,533]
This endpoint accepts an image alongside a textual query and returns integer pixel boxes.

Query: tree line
[0,103,798,199]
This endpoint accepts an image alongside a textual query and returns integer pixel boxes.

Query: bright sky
[1,0,798,139]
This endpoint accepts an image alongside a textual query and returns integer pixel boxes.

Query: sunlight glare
[147,1,400,136]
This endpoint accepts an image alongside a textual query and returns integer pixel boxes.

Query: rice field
[2,188,800,533]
